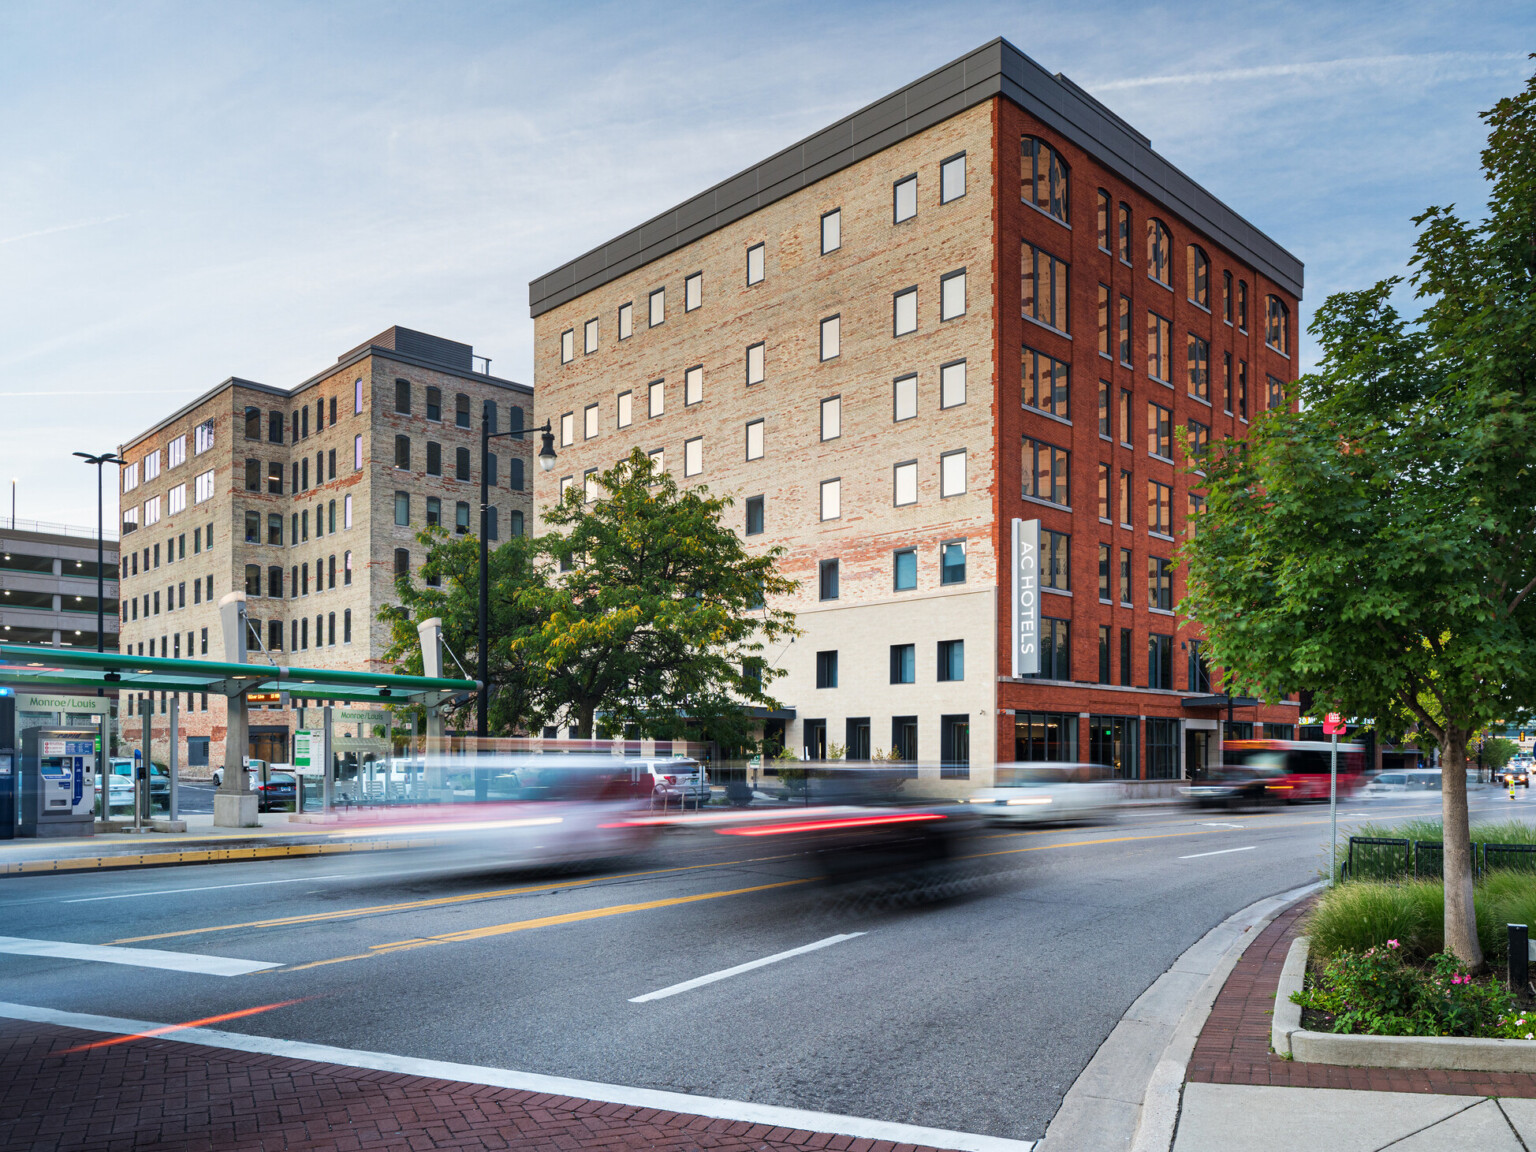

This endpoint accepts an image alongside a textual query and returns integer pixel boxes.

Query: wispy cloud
[1093,51,1526,91]
[0,214,129,247]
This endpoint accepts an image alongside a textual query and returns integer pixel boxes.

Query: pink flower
[1387,939,1400,948]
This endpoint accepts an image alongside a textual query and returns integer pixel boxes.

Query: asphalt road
[2,786,1532,1142]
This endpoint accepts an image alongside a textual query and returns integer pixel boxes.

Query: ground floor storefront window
[1146,717,1181,779]
[1089,715,1139,778]
[1014,712,1077,762]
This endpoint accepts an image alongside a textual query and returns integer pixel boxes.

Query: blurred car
[255,770,298,812]
[964,763,1120,823]
[1502,766,1530,787]
[1364,769,1442,795]
[1183,764,1287,809]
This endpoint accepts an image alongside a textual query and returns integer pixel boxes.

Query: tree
[1473,734,1519,774]
[530,450,798,744]
[1183,67,1536,967]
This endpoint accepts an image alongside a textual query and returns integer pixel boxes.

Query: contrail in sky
[0,214,129,246]
[1093,51,1525,91]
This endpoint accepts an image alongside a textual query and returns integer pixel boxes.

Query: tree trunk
[1440,726,1484,969]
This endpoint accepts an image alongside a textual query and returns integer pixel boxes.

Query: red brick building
[528,39,1302,790]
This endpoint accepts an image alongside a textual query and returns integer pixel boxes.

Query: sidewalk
[1173,896,1536,1150]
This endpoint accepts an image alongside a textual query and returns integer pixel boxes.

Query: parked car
[965,763,1120,823]
[1364,769,1443,795]
[105,773,137,815]
[1183,765,1287,809]
[255,770,298,812]
[628,757,711,808]
[106,757,170,810]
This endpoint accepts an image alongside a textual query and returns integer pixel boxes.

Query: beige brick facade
[115,328,532,773]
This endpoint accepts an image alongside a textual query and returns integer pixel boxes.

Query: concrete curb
[0,836,436,876]
[1036,881,1323,1152]
[1275,936,1536,1072]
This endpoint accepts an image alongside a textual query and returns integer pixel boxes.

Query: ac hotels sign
[1012,518,1040,676]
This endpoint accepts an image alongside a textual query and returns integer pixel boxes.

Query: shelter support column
[417,617,452,803]
[215,592,258,828]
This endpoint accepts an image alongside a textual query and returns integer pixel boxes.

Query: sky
[1,0,1531,529]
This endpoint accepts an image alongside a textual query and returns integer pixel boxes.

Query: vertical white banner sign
[1012,518,1041,676]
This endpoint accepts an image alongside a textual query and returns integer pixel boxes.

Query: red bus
[1223,739,1366,802]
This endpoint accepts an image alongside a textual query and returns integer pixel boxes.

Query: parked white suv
[631,758,710,808]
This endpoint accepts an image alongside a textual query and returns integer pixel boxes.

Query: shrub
[1308,876,1536,966]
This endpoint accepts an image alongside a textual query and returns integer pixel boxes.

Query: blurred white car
[965,763,1121,823]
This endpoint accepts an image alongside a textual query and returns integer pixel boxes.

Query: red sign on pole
[1323,713,1346,736]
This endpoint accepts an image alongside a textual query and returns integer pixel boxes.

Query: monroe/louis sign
[1012,518,1041,677]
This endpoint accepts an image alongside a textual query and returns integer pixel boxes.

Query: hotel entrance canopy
[0,644,477,706]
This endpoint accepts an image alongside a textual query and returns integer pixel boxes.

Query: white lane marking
[0,937,278,976]
[0,1001,1033,1152]
[629,933,866,1003]
[64,874,351,903]
[1178,846,1257,860]
[1198,822,1245,829]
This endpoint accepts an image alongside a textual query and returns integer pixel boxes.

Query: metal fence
[1343,836,1536,880]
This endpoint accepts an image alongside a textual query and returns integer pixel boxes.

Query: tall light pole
[477,409,557,738]
[73,452,125,652]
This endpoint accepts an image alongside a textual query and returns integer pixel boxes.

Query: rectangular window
[820,314,841,359]
[1188,420,1210,465]
[1267,374,1286,411]
[343,494,352,529]
[455,446,471,481]
[1146,717,1181,778]
[890,643,915,684]
[745,494,764,536]
[144,450,161,482]
[893,548,916,591]
[455,393,471,429]
[648,380,664,417]
[268,512,283,546]
[1119,469,1132,527]
[194,469,214,504]
[745,419,764,461]
[1186,492,1207,537]
[894,373,917,421]
[394,379,411,414]
[940,360,966,409]
[941,539,966,585]
[1097,462,1110,519]
[1188,334,1209,401]
[1222,352,1233,414]
[582,470,600,504]
[685,271,702,312]
[893,174,917,222]
[940,449,966,497]
[647,448,664,474]
[1023,438,1070,506]
[1147,402,1172,459]
[244,510,260,543]
[1147,312,1172,382]
[123,461,140,493]
[1098,625,1112,683]
[819,478,841,521]
[746,243,765,285]
[1148,555,1173,610]
[891,288,918,336]
[937,639,964,682]
[1148,481,1172,535]
[1096,285,1111,358]
[1148,634,1174,690]
[560,411,575,446]
[394,435,410,470]
[583,317,598,354]
[168,435,186,469]
[816,650,838,689]
[1042,529,1070,591]
[616,390,632,428]
[684,364,703,406]
[1025,619,1070,680]
[1238,360,1249,420]
[426,496,441,527]
[820,209,840,254]
[426,386,442,422]
[940,270,966,321]
[1120,626,1132,685]
[143,495,162,525]
[1096,190,1111,251]
[1098,543,1111,601]
[1223,271,1233,324]
[648,287,665,327]
[560,327,574,364]
[894,460,918,506]
[1022,347,1069,419]
[455,501,471,534]
[745,341,766,386]
[1119,295,1133,365]
[940,153,965,203]
[343,550,352,585]
[394,492,409,526]
[683,436,703,477]
[892,717,918,763]
[1096,380,1110,439]
[1021,243,1069,332]
[1238,280,1248,331]
[818,558,840,601]
[168,484,186,515]
[820,395,841,441]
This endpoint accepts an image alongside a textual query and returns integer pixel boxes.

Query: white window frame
[894,288,918,336]
[560,329,574,364]
[559,475,574,499]
[819,315,840,361]
[684,436,703,477]
[167,435,186,469]
[194,469,215,504]
[584,317,598,354]
[940,360,967,409]
[940,153,966,203]
[143,450,161,482]
[820,478,841,521]
[194,419,215,454]
[560,411,575,447]
[648,287,665,327]
[618,301,633,339]
[648,380,665,418]
[684,364,703,406]
[122,461,139,493]
[894,461,918,507]
[143,495,162,526]
[353,434,362,471]
[168,484,186,515]
[894,374,918,422]
[584,403,599,440]
[648,447,665,474]
[820,395,841,442]
[584,468,600,503]
[821,209,841,254]
[940,449,967,498]
[344,494,353,529]
[894,174,917,223]
[617,390,633,428]
[940,269,967,321]
[684,272,702,312]
[745,419,764,461]
[746,243,765,285]
[746,342,765,385]
[354,378,363,414]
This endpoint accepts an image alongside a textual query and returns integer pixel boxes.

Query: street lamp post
[477,409,557,738]
[73,452,125,652]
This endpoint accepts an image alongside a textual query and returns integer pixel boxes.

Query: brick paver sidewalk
[0,1021,962,1152]
[1187,897,1536,1097]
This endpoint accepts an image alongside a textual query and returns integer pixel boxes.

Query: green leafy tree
[531,450,798,744]
[1184,68,1536,967]
[1473,735,1519,773]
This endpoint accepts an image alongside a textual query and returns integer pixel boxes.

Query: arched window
[1147,219,1171,285]
[1186,245,1209,308]
[1022,137,1069,223]
[1266,296,1289,354]
[1096,190,1110,250]
[1117,203,1131,262]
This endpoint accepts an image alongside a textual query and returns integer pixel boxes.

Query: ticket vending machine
[19,727,97,838]
[0,694,15,840]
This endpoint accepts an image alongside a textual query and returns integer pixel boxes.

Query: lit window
[1147,219,1171,285]
[820,478,841,521]
[167,435,186,469]
[168,484,186,515]
[618,301,633,339]
[820,315,840,360]
[649,287,665,327]
[894,288,917,336]
[820,396,841,441]
[354,378,363,414]
[940,450,966,498]
[143,495,162,525]
[746,342,765,385]
[344,495,352,529]
[1021,243,1069,331]
[122,461,139,492]
[584,403,598,439]
[685,364,703,406]
[584,470,600,503]
[648,380,665,417]
[1021,137,1069,222]
[684,436,703,477]
[746,419,764,461]
[584,317,598,354]
[617,390,632,428]
[820,209,840,254]
[940,270,966,321]
[893,175,917,223]
[560,329,574,364]
[685,272,702,312]
[559,412,574,446]
[894,461,917,507]
[746,243,765,285]
[940,153,966,203]
[194,469,215,504]
[195,419,215,454]
[648,448,664,474]
[143,450,161,482]
[940,360,966,409]
[894,374,918,421]
[353,434,362,471]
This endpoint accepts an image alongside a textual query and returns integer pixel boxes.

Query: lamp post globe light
[72,451,125,653]
[477,414,556,740]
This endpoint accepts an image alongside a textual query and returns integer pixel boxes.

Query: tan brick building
[529,39,1304,791]
[115,327,533,772]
